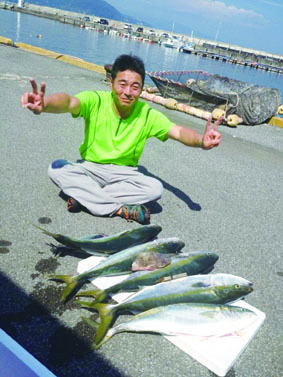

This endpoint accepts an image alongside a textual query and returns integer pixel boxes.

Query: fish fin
[76,289,102,299]
[48,274,73,284]
[161,261,171,269]
[92,303,114,346]
[82,316,100,328]
[49,274,82,302]
[46,242,68,257]
[191,282,210,288]
[76,299,97,309]
[200,265,216,274]
[80,234,106,241]
[158,276,172,283]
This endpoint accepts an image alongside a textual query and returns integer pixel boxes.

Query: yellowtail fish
[80,273,253,345]
[77,251,218,303]
[50,238,185,302]
[92,303,257,348]
[34,224,162,256]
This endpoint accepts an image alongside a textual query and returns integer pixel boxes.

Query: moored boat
[147,70,281,125]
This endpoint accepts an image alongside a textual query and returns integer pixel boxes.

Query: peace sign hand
[20,78,46,115]
[201,115,222,150]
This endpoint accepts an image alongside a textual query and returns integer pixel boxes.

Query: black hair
[111,54,145,85]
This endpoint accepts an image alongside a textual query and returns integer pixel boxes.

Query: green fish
[77,251,218,303]
[34,224,162,256]
[80,273,253,345]
[50,237,185,302]
[92,303,257,348]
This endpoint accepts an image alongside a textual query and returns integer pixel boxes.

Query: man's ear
[110,77,113,89]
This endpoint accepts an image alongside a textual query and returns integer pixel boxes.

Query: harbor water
[1,8,283,100]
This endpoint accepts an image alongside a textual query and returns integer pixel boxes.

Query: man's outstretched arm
[167,115,222,150]
[20,78,81,116]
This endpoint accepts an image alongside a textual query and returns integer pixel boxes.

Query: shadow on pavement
[138,165,201,211]
[0,271,125,377]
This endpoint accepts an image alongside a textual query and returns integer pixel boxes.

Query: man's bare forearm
[43,93,80,114]
[167,124,203,148]
[178,126,203,147]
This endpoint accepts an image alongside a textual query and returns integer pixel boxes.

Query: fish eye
[234,284,241,289]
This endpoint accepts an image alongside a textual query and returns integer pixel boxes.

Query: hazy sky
[106,0,282,55]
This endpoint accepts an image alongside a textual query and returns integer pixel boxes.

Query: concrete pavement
[0,43,283,377]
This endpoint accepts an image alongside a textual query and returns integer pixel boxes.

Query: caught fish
[77,251,219,303]
[34,224,162,256]
[79,273,253,345]
[49,237,185,302]
[92,303,258,348]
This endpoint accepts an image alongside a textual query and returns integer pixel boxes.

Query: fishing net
[147,70,281,125]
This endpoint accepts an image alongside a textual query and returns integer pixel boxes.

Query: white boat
[162,36,183,49]
[162,38,174,48]
[180,42,195,53]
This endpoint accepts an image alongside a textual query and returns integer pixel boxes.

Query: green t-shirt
[73,91,175,166]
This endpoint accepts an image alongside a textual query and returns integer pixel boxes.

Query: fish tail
[32,223,57,238]
[92,325,121,351]
[94,326,119,349]
[94,333,112,350]
[92,303,114,346]
[82,316,101,349]
[33,223,65,245]
[49,274,83,302]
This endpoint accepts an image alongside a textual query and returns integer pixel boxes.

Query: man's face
[111,70,143,112]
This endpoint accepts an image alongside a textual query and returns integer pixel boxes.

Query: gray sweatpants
[48,159,163,216]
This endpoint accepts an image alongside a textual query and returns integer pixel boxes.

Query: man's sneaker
[67,197,81,213]
[118,204,150,224]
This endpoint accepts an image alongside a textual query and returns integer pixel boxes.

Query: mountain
[16,0,150,25]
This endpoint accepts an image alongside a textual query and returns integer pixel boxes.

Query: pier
[180,48,283,74]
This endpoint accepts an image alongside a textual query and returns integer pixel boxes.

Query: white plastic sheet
[77,256,265,377]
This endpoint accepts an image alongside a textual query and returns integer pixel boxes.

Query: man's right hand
[20,78,46,115]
